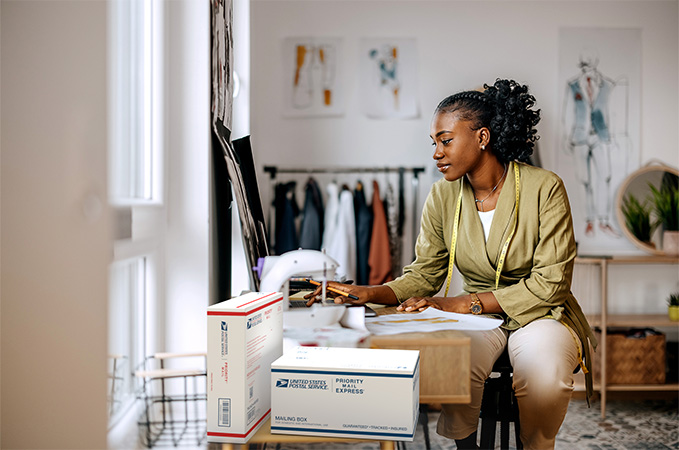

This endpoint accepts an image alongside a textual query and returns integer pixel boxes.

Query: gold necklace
[474,163,508,211]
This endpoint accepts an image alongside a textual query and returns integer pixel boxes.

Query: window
[108,257,147,421]
[108,0,165,428]
[110,0,163,203]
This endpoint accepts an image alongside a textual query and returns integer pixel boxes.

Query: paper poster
[282,37,344,117]
[556,27,641,255]
[359,38,419,119]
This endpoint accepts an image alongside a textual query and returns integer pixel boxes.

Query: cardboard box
[271,346,420,441]
[207,292,284,443]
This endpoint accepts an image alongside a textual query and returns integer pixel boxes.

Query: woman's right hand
[302,281,370,307]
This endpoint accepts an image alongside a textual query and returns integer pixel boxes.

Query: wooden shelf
[606,383,679,391]
[576,255,679,264]
[586,314,679,328]
[574,256,679,419]
[573,376,679,393]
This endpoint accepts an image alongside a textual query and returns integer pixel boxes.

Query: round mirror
[616,163,679,255]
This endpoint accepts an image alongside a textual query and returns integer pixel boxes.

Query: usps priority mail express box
[271,346,420,441]
[207,292,284,443]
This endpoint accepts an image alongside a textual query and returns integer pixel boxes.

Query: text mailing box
[207,292,284,443]
[271,346,420,441]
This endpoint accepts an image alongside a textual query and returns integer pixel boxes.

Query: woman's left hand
[396,296,460,313]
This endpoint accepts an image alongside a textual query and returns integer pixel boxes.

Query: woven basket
[593,331,666,385]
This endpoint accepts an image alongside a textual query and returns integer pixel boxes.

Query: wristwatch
[469,293,483,315]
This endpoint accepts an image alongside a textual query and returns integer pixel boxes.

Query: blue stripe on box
[271,426,415,439]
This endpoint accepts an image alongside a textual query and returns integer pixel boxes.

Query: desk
[220,305,471,449]
[369,306,471,404]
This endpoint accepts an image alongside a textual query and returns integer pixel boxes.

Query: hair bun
[483,79,540,162]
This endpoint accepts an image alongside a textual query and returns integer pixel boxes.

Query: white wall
[251,0,679,314]
[231,0,253,298]
[1,1,110,448]
[164,0,211,355]
[252,1,678,172]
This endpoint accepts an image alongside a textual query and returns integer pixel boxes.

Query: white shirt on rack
[322,183,339,249]
[322,183,357,282]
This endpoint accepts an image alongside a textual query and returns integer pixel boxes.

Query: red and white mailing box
[271,346,420,441]
[207,292,284,443]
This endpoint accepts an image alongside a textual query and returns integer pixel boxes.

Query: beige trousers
[436,319,580,450]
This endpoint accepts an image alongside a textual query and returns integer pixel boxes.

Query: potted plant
[649,173,679,255]
[667,292,679,321]
[621,193,657,247]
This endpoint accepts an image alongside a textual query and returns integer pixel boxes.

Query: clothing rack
[263,166,426,178]
[263,165,426,263]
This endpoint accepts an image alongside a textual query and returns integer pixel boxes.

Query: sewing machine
[257,249,347,327]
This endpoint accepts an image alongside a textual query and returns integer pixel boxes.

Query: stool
[479,349,522,449]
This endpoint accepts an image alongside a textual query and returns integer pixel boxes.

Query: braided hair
[435,79,541,163]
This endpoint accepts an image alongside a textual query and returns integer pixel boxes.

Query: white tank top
[478,209,495,241]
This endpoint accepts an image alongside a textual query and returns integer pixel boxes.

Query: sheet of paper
[365,308,503,335]
[283,326,371,350]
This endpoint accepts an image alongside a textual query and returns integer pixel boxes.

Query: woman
[305,79,596,450]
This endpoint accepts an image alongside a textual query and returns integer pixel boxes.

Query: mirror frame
[615,163,679,255]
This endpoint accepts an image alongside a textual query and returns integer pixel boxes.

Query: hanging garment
[325,186,357,282]
[384,180,402,278]
[354,181,373,285]
[299,177,324,250]
[398,167,406,238]
[368,180,393,284]
[273,181,299,255]
[321,182,339,251]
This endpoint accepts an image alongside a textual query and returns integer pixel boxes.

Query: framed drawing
[556,27,641,255]
[359,37,419,119]
[282,37,344,117]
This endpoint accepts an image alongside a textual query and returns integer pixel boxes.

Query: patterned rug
[554,399,678,450]
[167,398,678,450]
[224,399,677,450]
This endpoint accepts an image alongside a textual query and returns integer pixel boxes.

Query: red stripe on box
[207,410,270,438]
[237,292,278,308]
[207,297,282,316]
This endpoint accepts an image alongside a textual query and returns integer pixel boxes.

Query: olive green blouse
[385,161,597,400]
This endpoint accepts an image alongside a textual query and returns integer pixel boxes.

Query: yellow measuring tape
[444,163,520,296]
[562,321,589,374]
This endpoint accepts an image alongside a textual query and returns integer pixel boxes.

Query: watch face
[471,303,482,314]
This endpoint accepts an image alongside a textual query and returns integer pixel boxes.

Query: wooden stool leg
[500,419,510,449]
[480,416,496,450]
[380,441,396,450]
[220,444,243,450]
[419,404,431,450]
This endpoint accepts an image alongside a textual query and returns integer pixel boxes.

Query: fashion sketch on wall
[211,0,233,130]
[359,38,419,119]
[556,27,641,255]
[282,37,344,117]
